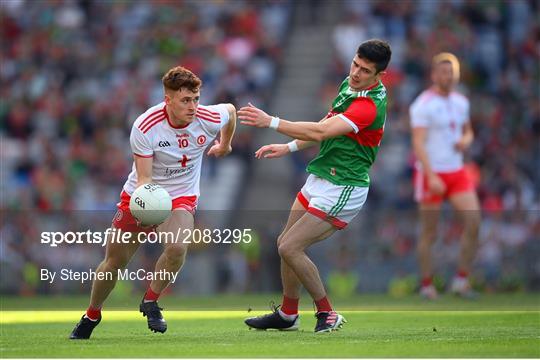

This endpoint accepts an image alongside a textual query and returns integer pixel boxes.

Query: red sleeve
[342,97,377,130]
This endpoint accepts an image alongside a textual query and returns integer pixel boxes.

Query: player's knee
[418,231,436,247]
[465,212,481,232]
[277,243,289,259]
[164,244,187,261]
[277,242,298,260]
[103,257,128,273]
[276,232,286,246]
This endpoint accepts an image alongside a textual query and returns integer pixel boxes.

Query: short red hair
[162,66,202,93]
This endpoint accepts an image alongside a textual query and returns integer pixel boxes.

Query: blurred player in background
[409,53,481,299]
[239,39,391,333]
[70,66,237,339]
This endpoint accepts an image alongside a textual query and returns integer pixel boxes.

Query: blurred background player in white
[409,53,481,299]
[70,66,237,339]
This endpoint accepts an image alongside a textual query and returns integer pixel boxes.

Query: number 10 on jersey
[177,138,189,148]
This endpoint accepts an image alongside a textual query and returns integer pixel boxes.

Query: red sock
[314,296,332,313]
[457,269,468,279]
[86,306,101,321]
[421,276,433,287]
[281,295,299,315]
[144,287,160,302]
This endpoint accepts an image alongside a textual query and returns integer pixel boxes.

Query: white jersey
[123,102,230,199]
[409,89,470,172]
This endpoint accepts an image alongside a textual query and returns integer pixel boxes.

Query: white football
[129,183,172,226]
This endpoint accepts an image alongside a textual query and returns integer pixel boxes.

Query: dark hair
[356,39,392,73]
[162,66,202,93]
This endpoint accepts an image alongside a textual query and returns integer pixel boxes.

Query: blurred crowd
[1,0,291,210]
[325,0,539,212]
[1,0,539,295]
[1,0,292,295]
[319,0,540,293]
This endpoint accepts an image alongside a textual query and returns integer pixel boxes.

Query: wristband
[287,141,299,153]
[269,116,280,130]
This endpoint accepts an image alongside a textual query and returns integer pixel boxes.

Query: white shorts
[297,174,369,229]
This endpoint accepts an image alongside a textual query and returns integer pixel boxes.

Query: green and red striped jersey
[307,77,388,187]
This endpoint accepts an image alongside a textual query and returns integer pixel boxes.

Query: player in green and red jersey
[239,39,392,333]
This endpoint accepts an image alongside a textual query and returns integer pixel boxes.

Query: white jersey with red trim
[409,90,470,172]
[123,102,230,199]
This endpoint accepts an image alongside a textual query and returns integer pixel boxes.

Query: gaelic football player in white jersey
[409,53,481,299]
[70,66,237,339]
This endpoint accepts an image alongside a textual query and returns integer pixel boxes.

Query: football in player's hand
[129,183,172,226]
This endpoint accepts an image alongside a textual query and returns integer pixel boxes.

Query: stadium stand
[1,0,538,295]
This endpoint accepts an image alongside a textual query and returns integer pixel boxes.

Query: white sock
[278,309,298,321]
[84,314,99,322]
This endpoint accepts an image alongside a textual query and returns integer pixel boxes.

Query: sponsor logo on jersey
[334,96,348,109]
[197,135,207,146]
[164,164,195,178]
[375,88,386,100]
[158,141,171,147]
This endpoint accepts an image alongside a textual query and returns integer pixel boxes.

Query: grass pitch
[1,293,539,358]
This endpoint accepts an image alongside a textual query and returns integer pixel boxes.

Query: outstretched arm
[290,115,334,150]
[238,103,354,142]
[253,139,316,159]
[207,103,237,157]
[253,115,332,159]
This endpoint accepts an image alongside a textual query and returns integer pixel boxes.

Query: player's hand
[427,173,446,195]
[255,144,289,159]
[238,103,272,128]
[454,137,472,152]
[207,140,232,157]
